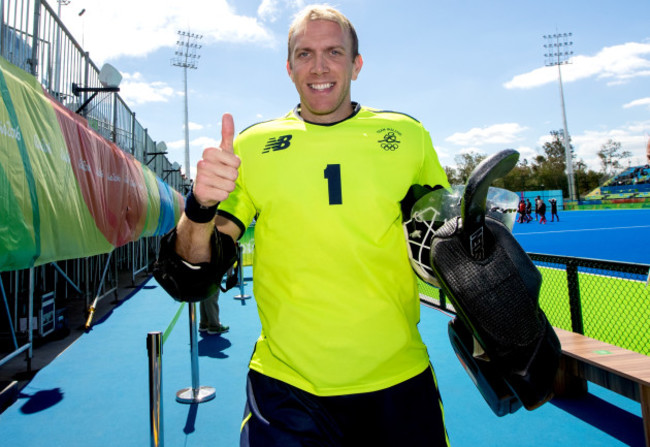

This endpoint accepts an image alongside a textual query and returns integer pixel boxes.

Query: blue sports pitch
[513,208,650,265]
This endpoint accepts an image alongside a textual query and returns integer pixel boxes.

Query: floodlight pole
[172,31,202,180]
[182,65,189,179]
[544,32,577,202]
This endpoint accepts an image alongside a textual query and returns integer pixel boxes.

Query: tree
[454,152,486,185]
[573,159,605,198]
[597,139,631,176]
[438,131,608,201]
[444,166,461,186]
[531,131,570,196]
[496,158,534,193]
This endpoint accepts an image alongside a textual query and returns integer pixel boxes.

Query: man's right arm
[175,215,241,263]
[175,112,241,261]
[153,113,242,302]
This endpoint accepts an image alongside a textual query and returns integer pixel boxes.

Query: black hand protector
[153,227,238,302]
[428,149,561,414]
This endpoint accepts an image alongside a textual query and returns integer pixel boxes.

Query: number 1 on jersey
[324,164,342,205]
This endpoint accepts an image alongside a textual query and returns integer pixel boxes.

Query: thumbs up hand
[193,113,240,207]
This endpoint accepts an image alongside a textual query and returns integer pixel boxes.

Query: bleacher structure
[583,165,650,204]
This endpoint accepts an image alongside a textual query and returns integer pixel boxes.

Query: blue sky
[59,0,650,179]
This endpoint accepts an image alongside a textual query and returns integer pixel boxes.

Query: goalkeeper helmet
[403,185,519,287]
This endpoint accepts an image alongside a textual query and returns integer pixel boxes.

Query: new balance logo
[262,135,293,154]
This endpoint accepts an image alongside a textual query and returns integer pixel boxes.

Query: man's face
[287,19,363,124]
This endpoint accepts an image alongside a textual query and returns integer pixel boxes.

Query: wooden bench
[553,327,650,446]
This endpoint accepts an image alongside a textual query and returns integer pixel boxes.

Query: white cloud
[440,121,650,172]
[164,136,219,179]
[623,97,650,109]
[513,145,537,162]
[188,122,204,130]
[64,0,278,63]
[532,120,650,171]
[446,123,528,146]
[191,136,220,149]
[165,135,218,150]
[119,72,176,105]
[571,124,650,171]
[504,41,650,89]
[165,139,185,150]
[258,0,281,22]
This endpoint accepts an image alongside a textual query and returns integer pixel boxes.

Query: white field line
[514,225,650,236]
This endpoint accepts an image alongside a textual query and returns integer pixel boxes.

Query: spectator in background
[549,198,559,222]
[538,198,547,224]
[534,196,541,221]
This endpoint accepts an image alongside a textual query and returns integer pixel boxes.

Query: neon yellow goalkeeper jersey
[218,103,449,396]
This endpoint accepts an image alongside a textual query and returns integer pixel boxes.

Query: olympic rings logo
[378,132,400,151]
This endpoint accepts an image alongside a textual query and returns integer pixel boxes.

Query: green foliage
[453,152,486,185]
[597,139,632,175]
[446,131,613,199]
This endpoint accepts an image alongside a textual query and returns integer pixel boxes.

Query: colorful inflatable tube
[0,56,183,272]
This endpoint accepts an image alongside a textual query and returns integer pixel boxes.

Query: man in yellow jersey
[156,4,450,446]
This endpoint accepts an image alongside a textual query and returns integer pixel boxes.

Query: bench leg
[554,356,588,398]
[641,384,650,447]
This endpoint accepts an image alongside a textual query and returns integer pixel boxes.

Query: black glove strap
[185,189,218,223]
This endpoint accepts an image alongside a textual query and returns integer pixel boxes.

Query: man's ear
[352,54,363,81]
[286,60,294,81]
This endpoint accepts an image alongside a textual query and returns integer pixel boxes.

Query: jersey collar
[292,102,361,126]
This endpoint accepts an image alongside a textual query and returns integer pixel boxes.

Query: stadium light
[543,32,577,202]
[172,30,203,180]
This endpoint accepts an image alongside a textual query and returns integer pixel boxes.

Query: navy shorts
[240,366,449,446]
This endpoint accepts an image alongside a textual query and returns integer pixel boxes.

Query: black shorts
[240,366,449,447]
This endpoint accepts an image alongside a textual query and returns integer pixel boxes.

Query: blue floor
[0,265,645,446]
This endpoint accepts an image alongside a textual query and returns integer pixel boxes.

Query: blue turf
[513,208,650,264]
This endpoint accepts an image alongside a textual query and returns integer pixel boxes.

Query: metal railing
[0,0,187,371]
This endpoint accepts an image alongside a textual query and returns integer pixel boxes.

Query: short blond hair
[287,4,359,63]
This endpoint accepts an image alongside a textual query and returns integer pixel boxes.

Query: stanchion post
[147,331,164,447]
[233,243,251,300]
[176,302,216,403]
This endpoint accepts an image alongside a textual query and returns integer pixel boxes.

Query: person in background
[198,291,229,335]
[538,198,547,224]
[549,198,560,222]
[518,199,527,223]
[525,198,533,223]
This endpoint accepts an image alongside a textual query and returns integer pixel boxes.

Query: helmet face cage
[403,216,442,286]
[403,186,519,286]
